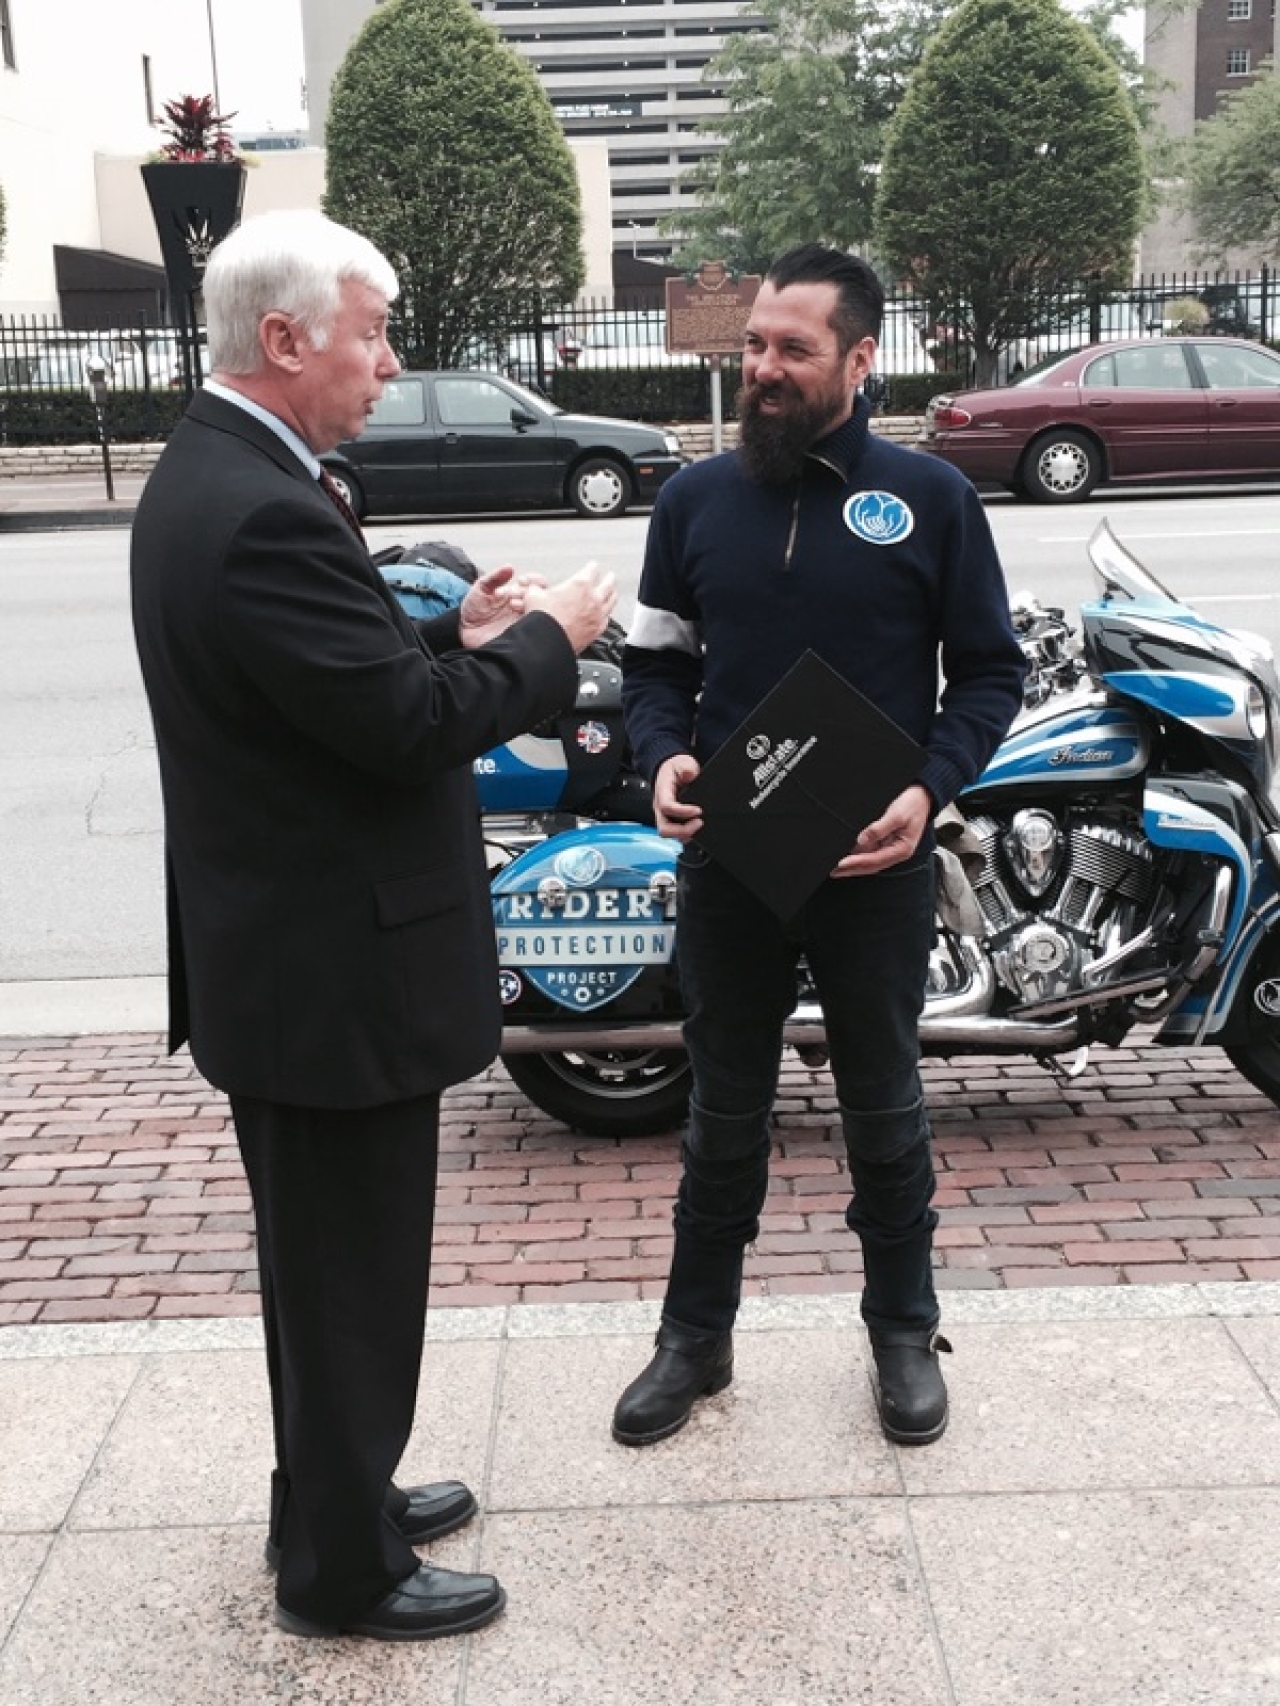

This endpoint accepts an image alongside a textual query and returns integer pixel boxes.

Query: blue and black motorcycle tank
[963,686,1148,798]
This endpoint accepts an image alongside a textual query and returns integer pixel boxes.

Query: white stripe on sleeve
[628,602,701,657]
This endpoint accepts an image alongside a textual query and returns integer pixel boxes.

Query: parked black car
[320,369,686,520]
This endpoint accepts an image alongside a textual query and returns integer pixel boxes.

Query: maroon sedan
[920,336,1280,502]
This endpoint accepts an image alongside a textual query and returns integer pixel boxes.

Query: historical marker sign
[665,261,762,357]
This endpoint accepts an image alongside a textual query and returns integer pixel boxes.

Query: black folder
[682,651,925,919]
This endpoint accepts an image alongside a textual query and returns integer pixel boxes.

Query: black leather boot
[869,1328,952,1445]
[612,1322,733,1447]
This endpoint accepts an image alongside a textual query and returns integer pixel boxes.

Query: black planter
[142,160,246,395]
[142,160,246,297]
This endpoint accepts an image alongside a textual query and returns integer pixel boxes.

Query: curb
[0,506,136,531]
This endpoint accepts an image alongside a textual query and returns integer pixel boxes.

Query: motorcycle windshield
[1083,521,1280,796]
[1087,519,1182,607]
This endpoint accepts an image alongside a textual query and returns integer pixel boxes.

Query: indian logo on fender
[843,491,914,545]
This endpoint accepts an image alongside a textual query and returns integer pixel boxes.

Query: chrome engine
[962,810,1159,1006]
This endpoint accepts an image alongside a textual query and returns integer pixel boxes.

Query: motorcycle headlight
[663,432,682,456]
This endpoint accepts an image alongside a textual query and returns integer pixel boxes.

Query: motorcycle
[380,523,1280,1138]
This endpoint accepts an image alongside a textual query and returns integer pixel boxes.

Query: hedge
[884,370,967,413]
[0,387,186,445]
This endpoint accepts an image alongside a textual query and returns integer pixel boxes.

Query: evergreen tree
[874,0,1145,385]
[324,0,583,368]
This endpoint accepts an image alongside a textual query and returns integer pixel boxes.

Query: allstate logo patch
[746,734,771,761]
[843,491,915,545]
[553,844,607,886]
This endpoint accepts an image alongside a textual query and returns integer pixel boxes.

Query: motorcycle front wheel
[501,1047,691,1138]
[1225,938,1280,1108]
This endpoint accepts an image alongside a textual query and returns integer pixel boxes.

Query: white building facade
[0,0,216,313]
[0,0,615,317]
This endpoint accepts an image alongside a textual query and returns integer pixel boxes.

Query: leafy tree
[324,0,583,369]
[1178,65,1280,264]
[874,0,1145,384]
[665,0,955,273]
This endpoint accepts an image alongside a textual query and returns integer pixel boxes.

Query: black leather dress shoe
[612,1322,733,1446]
[869,1328,952,1445]
[275,1563,505,1641]
[263,1480,477,1571]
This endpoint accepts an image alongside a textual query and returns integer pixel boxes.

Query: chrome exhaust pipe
[499,1000,1082,1057]
[499,1003,828,1056]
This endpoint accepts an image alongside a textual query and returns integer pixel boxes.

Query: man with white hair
[131,211,615,1640]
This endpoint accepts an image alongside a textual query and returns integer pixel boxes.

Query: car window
[436,377,518,427]
[368,378,428,427]
[1195,343,1280,389]
[1010,350,1084,387]
[1084,345,1193,390]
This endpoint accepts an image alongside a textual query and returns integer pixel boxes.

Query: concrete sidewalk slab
[2,1288,1280,1704]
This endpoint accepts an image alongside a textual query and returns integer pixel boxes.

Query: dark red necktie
[317,468,364,538]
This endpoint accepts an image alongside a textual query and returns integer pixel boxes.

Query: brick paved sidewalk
[2,1031,1280,1326]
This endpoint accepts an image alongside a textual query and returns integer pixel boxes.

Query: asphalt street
[6,487,1280,993]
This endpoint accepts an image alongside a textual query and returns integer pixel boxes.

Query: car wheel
[569,457,630,519]
[1020,430,1102,503]
[323,467,366,518]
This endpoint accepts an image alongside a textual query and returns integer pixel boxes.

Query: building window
[0,0,15,71]
[1227,46,1251,74]
[1227,0,1251,16]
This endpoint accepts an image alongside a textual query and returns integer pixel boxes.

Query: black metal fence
[501,267,1279,419]
[3,268,1275,441]
[0,315,191,444]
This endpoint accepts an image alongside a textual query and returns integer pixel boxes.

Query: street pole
[206,0,222,115]
[709,354,723,455]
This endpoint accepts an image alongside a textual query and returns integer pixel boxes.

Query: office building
[301,0,762,258]
[1142,0,1280,271]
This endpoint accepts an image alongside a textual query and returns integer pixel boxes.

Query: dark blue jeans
[664,849,938,1337]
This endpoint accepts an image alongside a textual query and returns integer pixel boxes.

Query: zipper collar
[781,394,873,570]
[804,394,873,484]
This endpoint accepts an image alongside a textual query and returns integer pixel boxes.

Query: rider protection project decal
[843,491,915,545]
[493,877,675,1012]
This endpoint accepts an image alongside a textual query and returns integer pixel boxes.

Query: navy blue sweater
[622,399,1026,815]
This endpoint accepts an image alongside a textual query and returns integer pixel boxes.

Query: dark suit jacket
[131,389,577,1109]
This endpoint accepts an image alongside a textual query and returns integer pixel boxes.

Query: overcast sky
[204,0,306,134]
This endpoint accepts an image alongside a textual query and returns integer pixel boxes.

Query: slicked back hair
[765,244,885,354]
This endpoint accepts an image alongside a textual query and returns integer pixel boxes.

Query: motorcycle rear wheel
[501,1048,691,1138]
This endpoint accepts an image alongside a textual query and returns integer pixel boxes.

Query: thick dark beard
[736,380,846,486]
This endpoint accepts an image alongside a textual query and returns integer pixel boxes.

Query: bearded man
[614,243,1026,1450]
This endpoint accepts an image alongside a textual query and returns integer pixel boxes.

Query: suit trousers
[231,1090,442,1624]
